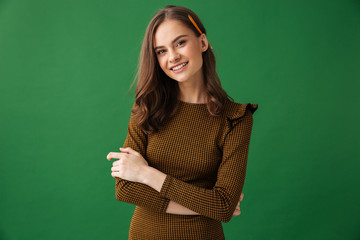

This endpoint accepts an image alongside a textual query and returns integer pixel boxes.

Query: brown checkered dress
[115,98,258,239]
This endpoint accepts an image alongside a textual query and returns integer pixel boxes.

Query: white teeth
[172,62,187,70]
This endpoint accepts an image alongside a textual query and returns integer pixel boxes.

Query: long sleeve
[115,109,170,213]
[159,104,257,222]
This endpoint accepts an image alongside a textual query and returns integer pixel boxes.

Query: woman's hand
[107,147,149,183]
[232,192,244,216]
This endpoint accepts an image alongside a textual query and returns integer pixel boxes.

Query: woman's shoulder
[215,98,258,143]
[222,98,258,120]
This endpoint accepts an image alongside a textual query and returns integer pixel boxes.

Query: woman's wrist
[142,166,167,192]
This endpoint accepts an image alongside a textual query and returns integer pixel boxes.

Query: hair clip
[188,15,213,50]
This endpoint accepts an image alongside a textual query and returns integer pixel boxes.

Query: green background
[1,0,359,239]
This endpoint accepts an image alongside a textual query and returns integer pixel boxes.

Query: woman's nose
[169,50,180,62]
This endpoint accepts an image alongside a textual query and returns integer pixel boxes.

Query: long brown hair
[130,5,233,134]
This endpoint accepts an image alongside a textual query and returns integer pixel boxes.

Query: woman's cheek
[160,60,168,72]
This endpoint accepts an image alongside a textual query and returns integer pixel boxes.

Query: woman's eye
[177,40,186,46]
[156,41,185,55]
[157,50,165,55]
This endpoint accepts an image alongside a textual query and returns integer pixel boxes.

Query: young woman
[107,5,258,239]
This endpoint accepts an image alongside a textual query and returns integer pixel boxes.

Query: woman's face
[153,19,208,84]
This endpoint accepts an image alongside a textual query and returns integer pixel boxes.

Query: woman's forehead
[153,20,194,47]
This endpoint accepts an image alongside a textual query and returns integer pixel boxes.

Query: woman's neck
[178,84,207,104]
[177,74,208,104]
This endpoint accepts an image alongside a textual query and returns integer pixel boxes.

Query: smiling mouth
[171,62,188,71]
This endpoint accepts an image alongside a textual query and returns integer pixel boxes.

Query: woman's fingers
[232,208,241,216]
[120,147,141,157]
[234,203,241,215]
[233,193,243,216]
[107,152,127,161]
[111,171,121,178]
[111,166,119,172]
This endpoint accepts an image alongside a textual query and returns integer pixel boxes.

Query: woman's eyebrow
[154,35,188,50]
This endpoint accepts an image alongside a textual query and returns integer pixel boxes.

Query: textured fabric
[115,98,258,240]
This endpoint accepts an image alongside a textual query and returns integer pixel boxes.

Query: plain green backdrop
[0,0,359,239]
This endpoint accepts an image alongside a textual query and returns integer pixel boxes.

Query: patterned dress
[115,98,258,239]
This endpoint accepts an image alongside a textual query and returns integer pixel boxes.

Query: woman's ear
[200,33,209,52]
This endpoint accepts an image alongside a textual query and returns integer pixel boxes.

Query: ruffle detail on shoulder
[226,103,258,131]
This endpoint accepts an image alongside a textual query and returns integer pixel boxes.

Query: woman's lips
[171,62,188,73]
